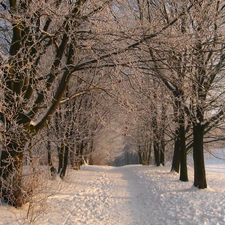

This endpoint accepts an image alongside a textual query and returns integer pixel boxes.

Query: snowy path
[37,165,225,225]
[1,164,225,225]
[62,165,172,225]
[62,166,132,225]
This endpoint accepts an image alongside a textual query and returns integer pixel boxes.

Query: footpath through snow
[1,163,225,225]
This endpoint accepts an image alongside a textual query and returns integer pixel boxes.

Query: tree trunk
[138,145,143,164]
[171,136,180,173]
[193,123,207,189]
[152,107,160,166]
[160,148,165,166]
[171,120,188,181]
[58,145,63,174]
[47,139,56,176]
[171,100,181,173]
[179,122,188,181]
[147,141,152,165]
[60,146,69,178]
[70,148,76,168]
[171,99,188,181]
[154,141,160,166]
[160,130,165,166]
[160,99,166,166]
[58,144,69,179]
[0,142,24,207]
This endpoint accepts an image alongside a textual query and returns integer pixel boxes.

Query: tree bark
[171,99,188,181]
[0,141,24,207]
[193,123,207,189]
[60,146,69,178]
[154,141,160,166]
[58,144,69,179]
[171,136,180,173]
[58,144,63,174]
[47,139,56,176]
[179,121,188,181]
[160,132,165,166]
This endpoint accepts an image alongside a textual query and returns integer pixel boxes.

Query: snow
[1,153,225,225]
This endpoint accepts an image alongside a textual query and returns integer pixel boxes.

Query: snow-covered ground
[1,151,225,225]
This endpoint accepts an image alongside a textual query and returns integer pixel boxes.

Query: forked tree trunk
[171,100,188,181]
[171,123,188,181]
[193,123,207,189]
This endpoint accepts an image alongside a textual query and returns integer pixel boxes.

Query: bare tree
[128,0,225,188]
[0,0,114,207]
[0,0,216,208]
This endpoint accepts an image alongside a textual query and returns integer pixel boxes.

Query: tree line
[0,0,225,207]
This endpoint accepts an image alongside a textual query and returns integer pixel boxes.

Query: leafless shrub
[23,166,63,223]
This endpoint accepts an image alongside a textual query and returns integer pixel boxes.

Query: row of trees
[122,0,225,188]
[0,0,116,207]
[0,0,225,207]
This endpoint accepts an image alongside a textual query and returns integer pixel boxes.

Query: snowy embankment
[1,152,225,225]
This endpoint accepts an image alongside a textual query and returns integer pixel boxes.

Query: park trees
[0,0,115,207]
[128,0,225,188]
[0,0,224,209]
[187,0,225,188]
[160,0,225,188]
